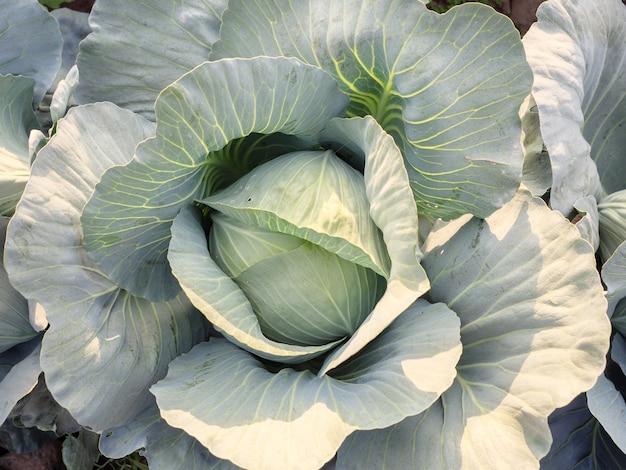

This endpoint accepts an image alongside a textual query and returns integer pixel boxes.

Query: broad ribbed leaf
[522,0,626,214]
[9,375,79,436]
[573,195,600,251]
[81,57,349,302]
[76,0,228,120]
[598,190,626,263]
[0,0,62,104]
[0,75,39,216]
[520,95,552,196]
[337,190,610,468]
[100,402,239,470]
[0,338,41,425]
[586,333,626,455]
[5,103,208,432]
[152,299,461,470]
[540,393,626,470]
[0,217,36,353]
[62,430,101,470]
[602,241,626,319]
[587,377,626,458]
[213,0,531,220]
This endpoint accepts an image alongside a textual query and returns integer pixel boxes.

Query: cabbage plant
[0,0,63,434]
[522,0,626,464]
[2,0,614,469]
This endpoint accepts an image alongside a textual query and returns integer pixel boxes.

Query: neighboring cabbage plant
[522,0,626,464]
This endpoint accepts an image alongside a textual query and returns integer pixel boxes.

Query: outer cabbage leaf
[152,299,461,470]
[49,8,91,89]
[5,103,209,432]
[9,375,79,436]
[602,240,626,319]
[598,190,626,263]
[100,401,239,469]
[337,190,610,468]
[539,393,626,470]
[0,217,37,353]
[0,338,41,425]
[520,95,552,196]
[586,334,626,455]
[76,0,229,120]
[62,429,101,470]
[0,75,39,216]
[0,215,41,426]
[0,0,63,104]
[572,195,600,251]
[81,57,349,302]
[212,0,532,220]
[522,0,626,214]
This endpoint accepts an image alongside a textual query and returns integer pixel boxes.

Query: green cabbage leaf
[336,190,610,468]
[212,0,532,220]
[4,103,210,432]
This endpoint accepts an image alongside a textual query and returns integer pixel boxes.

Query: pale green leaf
[168,205,341,363]
[0,75,39,216]
[522,0,626,214]
[0,0,62,104]
[76,0,228,120]
[573,194,600,251]
[587,334,626,454]
[152,299,461,470]
[203,149,390,277]
[213,0,531,220]
[62,429,101,470]
[520,95,552,196]
[338,190,610,468]
[5,103,208,432]
[317,117,430,374]
[0,217,36,353]
[598,190,626,263]
[539,393,626,470]
[81,57,349,301]
[233,239,385,346]
[208,212,306,278]
[100,402,240,469]
[602,240,626,318]
[0,339,41,425]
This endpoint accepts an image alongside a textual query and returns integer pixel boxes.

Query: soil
[0,439,64,470]
[57,0,93,12]
[429,0,546,33]
[64,0,547,32]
